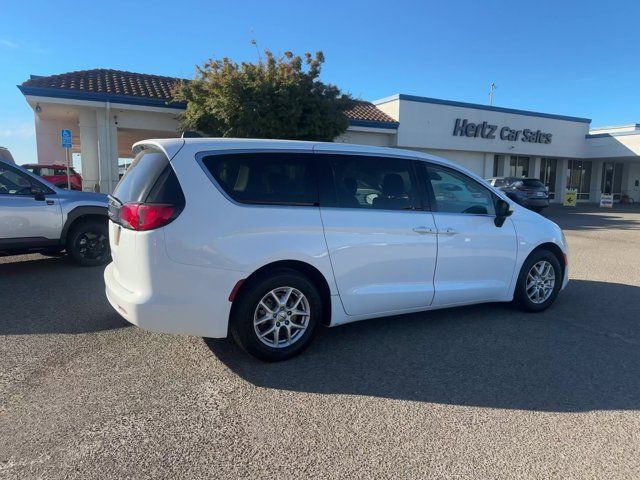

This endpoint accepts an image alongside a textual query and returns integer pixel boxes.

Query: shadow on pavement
[544,204,640,231]
[0,255,129,335]
[206,279,640,412]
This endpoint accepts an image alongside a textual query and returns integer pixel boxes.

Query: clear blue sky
[1,0,638,163]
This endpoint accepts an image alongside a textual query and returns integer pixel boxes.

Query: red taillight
[120,203,175,231]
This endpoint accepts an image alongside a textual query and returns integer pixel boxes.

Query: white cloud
[0,39,19,49]
[0,38,47,54]
[0,123,35,140]
[0,123,37,163]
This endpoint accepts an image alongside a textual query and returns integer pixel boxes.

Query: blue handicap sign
[61,129,72,148]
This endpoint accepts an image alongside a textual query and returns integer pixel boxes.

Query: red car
[22,164,83,190]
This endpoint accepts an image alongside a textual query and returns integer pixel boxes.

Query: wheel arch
[526,242,566,279]
[61,206,108,244]
[231,260,332,326]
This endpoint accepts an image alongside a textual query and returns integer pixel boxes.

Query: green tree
[172,50,355,141]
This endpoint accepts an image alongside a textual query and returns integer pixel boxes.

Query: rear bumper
[523,198,550,208]
[104,261,244,338]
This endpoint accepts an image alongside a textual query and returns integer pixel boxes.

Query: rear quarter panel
[162,145,339,294]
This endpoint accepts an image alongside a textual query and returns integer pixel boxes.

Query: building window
[601,162,624,201]
[509,156,530,177]
[492,155,501,177]
[567,159,592,200]
[540,158,557,199]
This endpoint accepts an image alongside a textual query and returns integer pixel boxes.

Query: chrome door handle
[413,226,436,234]
[442,227,458,235]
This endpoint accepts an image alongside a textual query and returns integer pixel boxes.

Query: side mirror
[33,190,46,201]
[494,199,512,227]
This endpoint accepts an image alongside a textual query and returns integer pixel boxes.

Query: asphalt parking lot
[1,205,640,479]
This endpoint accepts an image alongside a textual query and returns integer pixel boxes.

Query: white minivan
[105,139,568,361]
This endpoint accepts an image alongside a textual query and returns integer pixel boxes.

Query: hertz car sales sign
[452,118,553,144]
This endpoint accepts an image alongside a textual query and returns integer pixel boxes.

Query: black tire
[514,249,562,312]
[230,268,322,361]
[66,219,111,267]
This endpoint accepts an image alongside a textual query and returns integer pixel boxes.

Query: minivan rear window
[521,179,546,188]
[112,150,170,203]
[202,153,318,206]
[493,178,506,187]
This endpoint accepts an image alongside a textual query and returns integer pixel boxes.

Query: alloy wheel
[76,231,108,261]
[253,287,310,348]
[526,260,556,304]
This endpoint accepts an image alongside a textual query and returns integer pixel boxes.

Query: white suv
[105,139,568,361]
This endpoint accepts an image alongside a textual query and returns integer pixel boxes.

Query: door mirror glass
[494,199,512,227]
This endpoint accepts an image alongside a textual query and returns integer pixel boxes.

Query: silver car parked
[0,159,110,266]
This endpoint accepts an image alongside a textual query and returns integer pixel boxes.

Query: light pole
[488,82,497,106]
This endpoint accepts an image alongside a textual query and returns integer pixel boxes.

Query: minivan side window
[424,164,496,215]
[324,154,422,211]
[203,153,318,206]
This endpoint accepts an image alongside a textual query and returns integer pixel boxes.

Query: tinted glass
[113,150,169,203]
[327,155,421,211]
[146,166,186,206]
[492,155,500,177]
[0,164,34,195]
[204,153,318,206]
[540,158,557,198]
[567,159,592,199]
[521,179,545,188]
[509,156,530,177]
[425,165,496,215]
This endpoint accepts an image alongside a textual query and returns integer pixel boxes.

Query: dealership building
[18,69,640,203]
